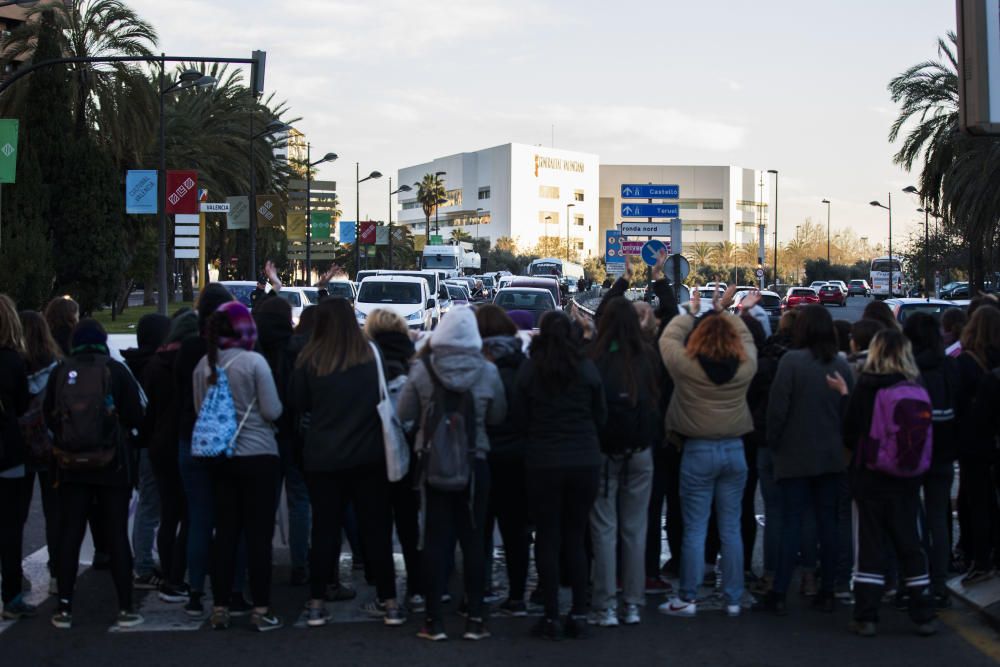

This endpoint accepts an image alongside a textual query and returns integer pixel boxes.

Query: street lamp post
[904,186,930,301]
[768,169,778,285]
[435,197,448,236]
[158,65,216,315]
[388,180,412,270]
[870,194,893,295]
[821,198,831,264]
[355,164,382,276]
[566,203,576,262]
[303,144,338,280]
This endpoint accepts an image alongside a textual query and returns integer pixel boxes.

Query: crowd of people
[1,258,999,642]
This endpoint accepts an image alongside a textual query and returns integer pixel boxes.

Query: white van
[355,275,434,331]
[356,269,442,326]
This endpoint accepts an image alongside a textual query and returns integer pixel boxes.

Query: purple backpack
[860,381,933,478]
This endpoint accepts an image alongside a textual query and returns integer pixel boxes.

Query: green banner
[0,119,18,184]
[310,211,331,239]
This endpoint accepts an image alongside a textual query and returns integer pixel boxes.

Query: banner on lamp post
[375,226,388,246]
[125,170,157,214]
[165,170,198,214]
[286,212,305,240]
[255,194,280,227]
[359,221,376,245]
[339,221,356,244]
[311,211,331,239]
[0,119,18,184]
[226,196,249,230]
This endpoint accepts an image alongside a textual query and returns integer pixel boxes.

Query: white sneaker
[725,604,741,617]
[622,603,641,625]
[658,597,696,617]
[587,607,619,627]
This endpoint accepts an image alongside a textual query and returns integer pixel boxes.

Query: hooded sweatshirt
[482,335,526,459]
[397,307,506,458]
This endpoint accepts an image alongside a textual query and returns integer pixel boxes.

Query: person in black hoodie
[122,313,170,591]
[836,328,936,637]
[366,309,423,612]
[476,305,530,617]
[142,310,197,606]
[903,313,959,608]
[513,310,606,640]
[0,294,34,621]
[45,319,144,630]
[954,305,1000,586]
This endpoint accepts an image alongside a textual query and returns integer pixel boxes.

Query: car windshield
[358,282,423,305]
[872,260,901,273]
[276,291,301,307]
[323,284,353,300]
[761,294,781,309]
[422,254,458,269]
[224,285,255,307]
[850,280,865,285]
[897,303,959,323]
[447,286,467,300]
[479,276,495,287]
[495,291,554,310]
[821,286,838,292]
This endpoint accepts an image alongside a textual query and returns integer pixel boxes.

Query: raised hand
[741,289,762,311]
[689,286,701,315]
[718,284,738,311]
[652,249,668,281]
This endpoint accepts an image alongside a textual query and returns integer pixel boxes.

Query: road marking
[939,607,1000,663]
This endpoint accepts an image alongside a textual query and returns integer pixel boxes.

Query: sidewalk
[947,575,1000,630]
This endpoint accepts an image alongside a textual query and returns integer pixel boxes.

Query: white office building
[397,143,600,260]
[598,165,772,255]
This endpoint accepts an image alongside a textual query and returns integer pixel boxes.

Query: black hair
[529,310,583,391]
[902,311,944,356]
[590,297,657,403]
[792,305,838,363]
[850,318,883,352]
[834,320,852,355]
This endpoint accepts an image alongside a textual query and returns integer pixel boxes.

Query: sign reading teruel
[165,170,198,214]
[621,203,679,218]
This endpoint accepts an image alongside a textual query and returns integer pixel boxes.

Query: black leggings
[486,456,530,601]
[151,453,188,588]
[0,476,30,604]
[390,473,421,597]
[307,463,396,602]
[56,482,133,611]
[210,455,279,608]
[527,465,599,620]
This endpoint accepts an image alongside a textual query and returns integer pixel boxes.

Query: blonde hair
[863,329,919,380]
[364,309,408,338]
[0,294,26,355]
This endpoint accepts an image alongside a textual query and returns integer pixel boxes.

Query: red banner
[165,170,198,214]
[359,220,377,244]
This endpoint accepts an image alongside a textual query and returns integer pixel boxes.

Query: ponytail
[206,312,224,386]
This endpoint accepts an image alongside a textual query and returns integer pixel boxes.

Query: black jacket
[290,359,383,473]
[174,335,207,442]
[512,357,607,469]
[0,347,29,472]
[483,335,527,459]
[256,310,302,463]
[44,352,144,487]
[141,343,182,467]
[956,350,1000,461]
[748,333,793,449]
[914,348,960,464]
[592,342,662,453]
[372,330,415,382]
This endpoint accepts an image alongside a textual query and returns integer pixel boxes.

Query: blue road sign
[641,240,670,266]
[620,184,679,199]
[605,229,626,272]
[621,203,679,218]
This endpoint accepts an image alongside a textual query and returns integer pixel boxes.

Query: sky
[130,0,956,249]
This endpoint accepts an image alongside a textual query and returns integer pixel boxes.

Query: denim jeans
[280,460,311,570]
[679,439,747,605]
[132,449,160,576]
[773,473,842,597]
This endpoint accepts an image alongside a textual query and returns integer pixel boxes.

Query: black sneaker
[229,595,252,617]
[417,619,447,641]
[498,599,528,617]
[407,594,426,614]
[564,614,590,639]
[463,617,490,640]
[51,610,73,629]
[440,592,453,604]
[384,606,406,626]
[290,567,308,587]
[158,583,189,603]
[133,571,163,590]
[185,592,205,618]
[306,605,330,628]
[250,610,283,632]
[2,595,38,620]
[531,617,562,641]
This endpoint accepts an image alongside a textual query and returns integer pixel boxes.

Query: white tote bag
[370,342,410,482]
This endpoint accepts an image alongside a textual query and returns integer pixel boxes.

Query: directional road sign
[200,202,230,213]
[621,203,679,218]
[620,222,672,236]
[641,239,671,266]
[620,184,679,199]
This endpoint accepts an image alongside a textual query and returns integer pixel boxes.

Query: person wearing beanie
[121,313,170,591]
[193,301,283,632]
[43,318,145,630]
[397,306,507,641]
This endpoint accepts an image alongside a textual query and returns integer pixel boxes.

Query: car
[782,287,820,311]
[436,284,454,317]
[848,279,871,297]
[446,284,470,308]
[274,287,320,326]
[493,287,557,327]
[733,289,782,332]
[883,298,964,324]
[355,275,434,331]
[809,281,828,291]
[828,280,849,293]
[508,276,561,309]
[321,280,357,304]
[705,281,728,292]
[219,280,267,307]
[473,274,497,298]
[940,281,969,299]
[817,284,847,307]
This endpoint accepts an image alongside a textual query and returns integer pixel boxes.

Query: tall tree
[415,172,446,243]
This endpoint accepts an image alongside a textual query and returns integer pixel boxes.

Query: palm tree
[686,241,714,269]
[450,229,473,244]
[715,241,739,273]
[415,173,446,244]
[494,236,517,253]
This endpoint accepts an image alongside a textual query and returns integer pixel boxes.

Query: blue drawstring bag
[192,360,255,458]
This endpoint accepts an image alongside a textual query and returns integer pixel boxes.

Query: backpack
[51,357,119,470]
[596,355,649,458]
[191,357,255,458]
[418,356,477,492]
[859,381,933,478]
[19,392,53,465]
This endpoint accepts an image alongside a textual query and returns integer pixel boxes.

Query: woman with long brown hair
[43,297,79,357]
[657,287,757,618]
[291,298,404,628]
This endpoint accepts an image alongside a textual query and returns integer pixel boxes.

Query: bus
[527,257,584,291]
[870,256,904,299]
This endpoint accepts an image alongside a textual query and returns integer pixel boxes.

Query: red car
[782,287,820,311]
[817,284,847,307]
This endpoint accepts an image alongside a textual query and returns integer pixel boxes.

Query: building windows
[443,188,463,207]
[538,211,559,225]
[539,185,560,199]
[573,215,584,227]
[478,187,490,200]
[575,241,584,250]
[703,200,723,210]
[574,190,584,202]
[682,223,724,232]
[677,199,724,210]
[402,200,421,210]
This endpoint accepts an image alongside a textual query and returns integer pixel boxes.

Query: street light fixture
[355,165,382,275]
[302,144,337,279]
[870,195,894,296]
[157,66,216,314]
[768,170,778,285]
[388,180,412,270]
[566,202,576,261]
[821,199,831,263]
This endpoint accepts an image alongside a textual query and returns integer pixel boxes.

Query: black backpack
[596,355,650,457]
[51,356,120,469]
[418,357,477,492]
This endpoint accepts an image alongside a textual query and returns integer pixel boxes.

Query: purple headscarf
[216,301,257,351]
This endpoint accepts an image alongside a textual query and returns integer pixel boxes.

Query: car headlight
[406,310,423,321]
[356,310,366,321]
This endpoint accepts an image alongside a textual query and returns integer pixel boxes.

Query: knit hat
[137,313,171,350]
[216,301,257,351]
[71,318,108,349]
[506,309,535,331]
[164,310,199,345]
[430,306,482,351]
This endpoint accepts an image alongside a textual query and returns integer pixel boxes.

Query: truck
[421,242,481,278]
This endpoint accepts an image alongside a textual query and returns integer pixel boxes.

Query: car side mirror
[426,299,435,309]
